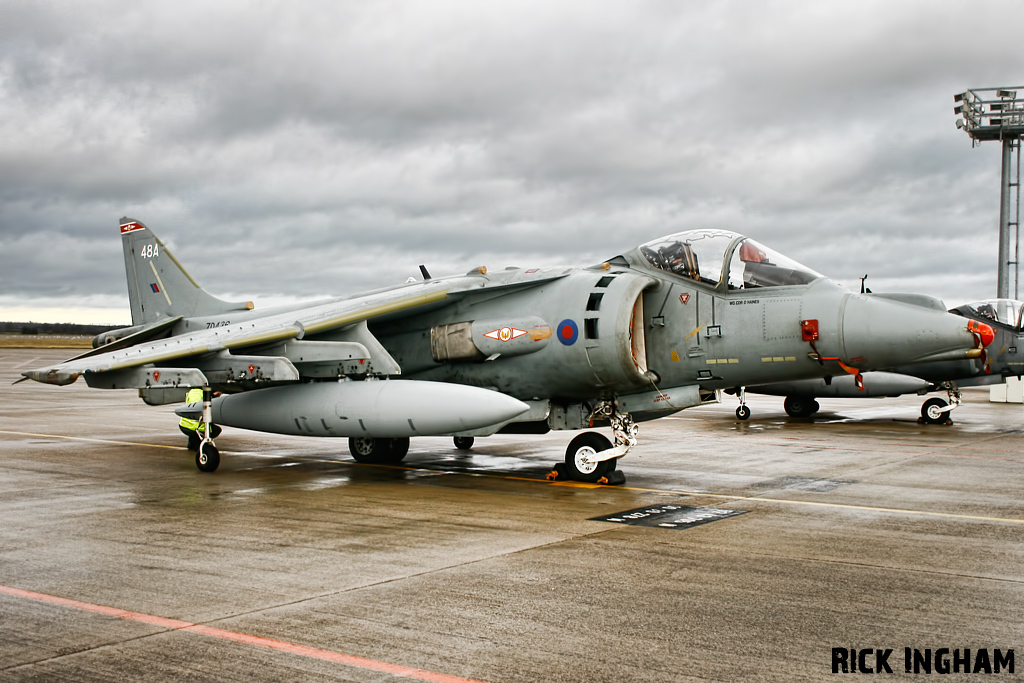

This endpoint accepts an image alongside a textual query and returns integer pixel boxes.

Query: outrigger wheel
[735,405,751,420]
[196,442,220,473]
[563,432,618,483]
[348,437,410,464]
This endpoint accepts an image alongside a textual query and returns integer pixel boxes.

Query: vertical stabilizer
[120,218,253,325]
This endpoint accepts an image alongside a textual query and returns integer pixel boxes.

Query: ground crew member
[179,387,221,450]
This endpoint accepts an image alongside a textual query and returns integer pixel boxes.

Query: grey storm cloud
[1,0,1023,319]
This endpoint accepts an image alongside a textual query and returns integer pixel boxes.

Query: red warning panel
[801,319,819,341]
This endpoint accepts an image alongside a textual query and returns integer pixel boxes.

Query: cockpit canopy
[637,229,822,289]
[952,298,1024,329]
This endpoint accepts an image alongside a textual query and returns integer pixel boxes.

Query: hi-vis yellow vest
[179,387,204,431]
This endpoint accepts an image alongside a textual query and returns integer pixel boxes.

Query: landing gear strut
[549,402,634,484]
[196,386,219,473]
[920,384,961,425]
[735,386,750,420]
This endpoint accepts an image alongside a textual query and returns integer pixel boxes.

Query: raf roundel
[557,319,579,346]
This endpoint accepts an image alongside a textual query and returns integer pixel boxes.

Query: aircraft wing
[22,269,573,388]
[22,281,455,386]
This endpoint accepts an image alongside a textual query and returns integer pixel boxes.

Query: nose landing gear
[549,402,634,484]
[920,384,961,425]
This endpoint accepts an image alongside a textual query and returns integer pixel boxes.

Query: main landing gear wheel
[196,442,220,472]
[348,437,410,464]
[453,436,475,450]
[735,405,751,420]
[921,397,951,425]
[784,396,819,418]
[564,432,617,483]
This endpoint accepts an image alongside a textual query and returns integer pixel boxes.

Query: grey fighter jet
[746,297,1013,423]
[22,221,988,482]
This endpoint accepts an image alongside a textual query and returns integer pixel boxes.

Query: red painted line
[0,584,487,683]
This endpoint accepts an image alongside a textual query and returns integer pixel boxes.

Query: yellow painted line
[6,429,1022,525]
[285,461,1024,525]
[0,430,187,451]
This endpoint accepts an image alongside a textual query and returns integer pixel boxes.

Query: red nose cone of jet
[968,320,996,348]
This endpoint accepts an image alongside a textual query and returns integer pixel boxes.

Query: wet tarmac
[1,348,1022,681]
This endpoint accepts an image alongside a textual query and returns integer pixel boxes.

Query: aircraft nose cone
[841,295,978,369]
[967,319,996,347]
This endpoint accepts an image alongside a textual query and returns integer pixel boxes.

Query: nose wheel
[563,432,618,482]
[548,402,632,484]
[920,384,960,425]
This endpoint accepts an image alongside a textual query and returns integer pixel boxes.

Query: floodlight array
[954,87,1024,141]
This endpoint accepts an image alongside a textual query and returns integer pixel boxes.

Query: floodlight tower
[954,87,1024,298]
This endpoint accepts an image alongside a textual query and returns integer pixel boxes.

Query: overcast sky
[2,0,1023,324]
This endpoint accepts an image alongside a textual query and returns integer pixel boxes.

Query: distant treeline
[0,321,125,336]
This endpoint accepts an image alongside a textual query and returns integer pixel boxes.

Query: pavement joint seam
[717,552,1024,585]
[188,526,622,627]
